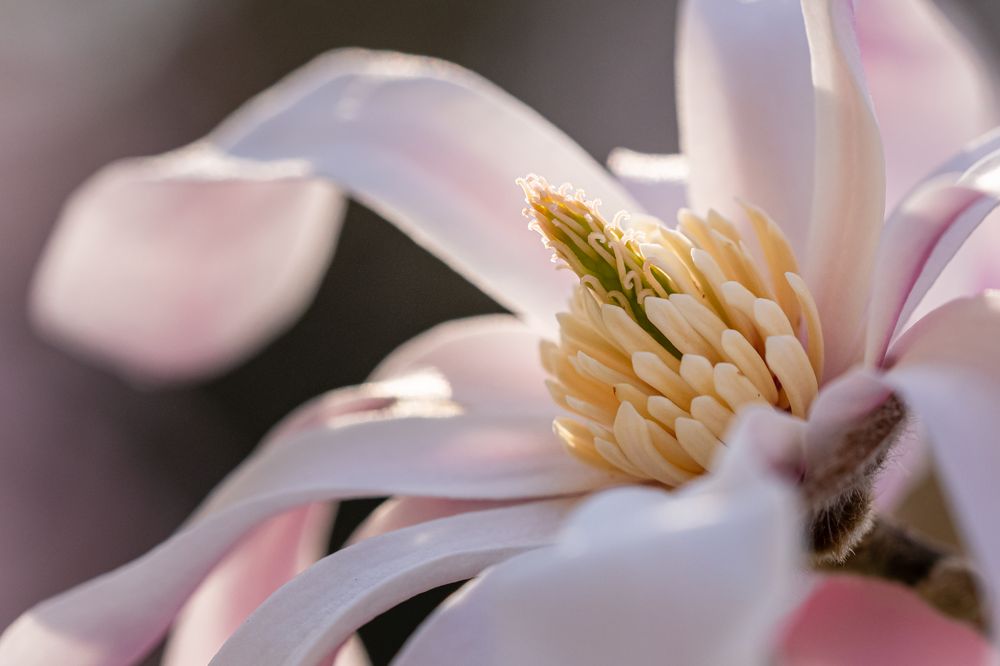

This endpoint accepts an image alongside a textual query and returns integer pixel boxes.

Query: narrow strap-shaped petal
[161,380,409,666]
[166,316,549,664]
[801,0,886,380]
[210,500,574,665]
[605,149,689,222]
[0,405,616,666]
[396,464,800,666]
[32,50,640,381]
[858,0,998,211]
[881,294,1000,635]
[211,48,640,332]
[781,576,994,665]
[370,314,550,412]
[676,0,815,254]
[864,152,1000,365]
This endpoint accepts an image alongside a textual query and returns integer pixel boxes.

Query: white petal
[32,49,640,380]
[162,380,421,666]
[371,314,551,413]
[801,0,886,379]
[210,500,574,665]
[0,404,615,666]
[865,142,1000,365]
[213,48,640,331]
[676,0,815,254]
[606,148,689,221]
[397,423,803,666]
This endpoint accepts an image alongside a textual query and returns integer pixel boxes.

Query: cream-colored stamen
[521,174,823,486]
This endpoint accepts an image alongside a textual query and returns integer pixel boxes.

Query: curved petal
[857,0,998,210]
[32,50,641,381]
[0,404,617,666]
[162,506,334,666]
[397,466,801,666]
[167,316,552,664]
[210,500,574,665]
[865,150,1000,365]
[781,575,994,665]
[212,48,641,332]
[605,149,689,221]
[676,0,815,254]
[30,148,342,381]
[882,294,1000,633]
[370,314,550,413]
[802,0,886,380]
[161,380,411,666]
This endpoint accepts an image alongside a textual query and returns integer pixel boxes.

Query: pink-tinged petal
[912,132,1000,326]
[882,294,1000,633]
[676,0,814,254]
[30,147,342,382]
[605,149,689,221]
[781,575,994,665]
[801,0,886,380]
[857,0,998,210]
[864,151,1000,366]
[162,506,334,666]
[0,403,617,666]
[886,293,1000,373]
[371,314,550,413]
[397,467,801,666]
[162,381,413,666]
[166,315,557,665]
[212,48,641,333]
[210,499,574,665]
[349,496,514,545]
[331,497,510,666]
[32,50,640,381]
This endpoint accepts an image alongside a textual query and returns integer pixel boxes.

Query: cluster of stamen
[521,175,824,486]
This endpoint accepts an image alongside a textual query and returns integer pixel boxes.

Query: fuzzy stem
[803,395,906,561]
[821,517,988,634]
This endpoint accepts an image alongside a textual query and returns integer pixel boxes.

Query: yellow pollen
[521,174,823,486]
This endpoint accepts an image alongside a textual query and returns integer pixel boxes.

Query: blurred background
[1,1,998,663]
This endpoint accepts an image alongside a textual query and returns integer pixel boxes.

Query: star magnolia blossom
[4,0,1000,664]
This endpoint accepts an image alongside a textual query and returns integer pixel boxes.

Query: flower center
[521,174,824,486]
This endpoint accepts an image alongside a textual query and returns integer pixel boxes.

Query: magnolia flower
[5,0,1000,664]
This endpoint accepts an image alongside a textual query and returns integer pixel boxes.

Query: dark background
[1,1,998,663]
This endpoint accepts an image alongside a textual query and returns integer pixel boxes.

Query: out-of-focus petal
[32,50,640,382]
[781,575,994,665]
[865,149,1000,365]
[396,420,802,666]
[212,48,640,332]
[802,0,886,380]
[371,314,550,413]
[605,149,688,221]
[30,148,342,382]
[857,0,998,210]
[210,500,574,665]
[903,131,1000,334]
[882,294,1000,634]
[0,396,617,666]
[676,0,814,254]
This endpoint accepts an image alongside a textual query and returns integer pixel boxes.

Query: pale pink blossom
[4,1,1000,664]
